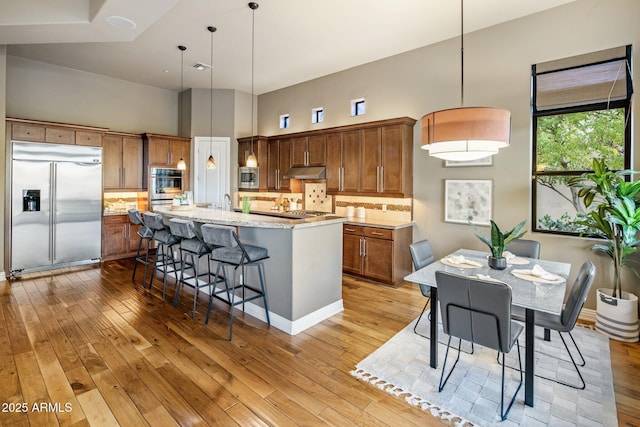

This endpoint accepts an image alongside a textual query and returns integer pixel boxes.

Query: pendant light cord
[460,0,464,107]
[250,3,257,155]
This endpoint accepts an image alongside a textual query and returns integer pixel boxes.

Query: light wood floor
[1,260,638,426]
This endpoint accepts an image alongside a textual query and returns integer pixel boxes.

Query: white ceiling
[2,0,575,95]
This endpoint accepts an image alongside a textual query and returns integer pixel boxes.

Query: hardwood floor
[0,260,638,426]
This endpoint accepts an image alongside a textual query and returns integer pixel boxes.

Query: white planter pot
[595,288,639,342]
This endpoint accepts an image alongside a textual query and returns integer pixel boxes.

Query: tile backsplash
[304,182,332,212]
[104,191,147,213]
[335,195,412,222]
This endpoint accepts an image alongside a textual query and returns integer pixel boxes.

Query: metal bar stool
[169,218,213,316]
[200,224,270,340]
[128,209,154,286]
[144,212,181,300]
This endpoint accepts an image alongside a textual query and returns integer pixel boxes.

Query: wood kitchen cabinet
[7,118,107,146]
[143,133,191,190]
[267,139,291,191]
[291,135,326,167]
[103,132,143,190]
[326,130,362,193]
[102,215,145,261]
[237,136,268,191]
[342,224,412,286]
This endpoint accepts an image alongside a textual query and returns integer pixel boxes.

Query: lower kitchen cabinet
[102,215,146,261]
[342,224,412,286]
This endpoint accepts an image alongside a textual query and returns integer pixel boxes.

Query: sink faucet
[224,193,231,211]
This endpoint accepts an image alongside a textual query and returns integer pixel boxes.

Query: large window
[532,45,633,235]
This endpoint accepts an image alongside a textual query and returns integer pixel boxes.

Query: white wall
[257,0,640,309]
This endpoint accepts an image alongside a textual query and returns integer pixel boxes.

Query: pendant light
[176,44,187,170]
[206,26,217,169]
[245,2,259,168]
[420,0,510,161]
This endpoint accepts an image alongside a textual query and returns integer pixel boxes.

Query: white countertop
[153,205,345,229]
[344,217,415,230]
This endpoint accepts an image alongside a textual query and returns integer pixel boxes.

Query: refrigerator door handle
[50,162,56,261]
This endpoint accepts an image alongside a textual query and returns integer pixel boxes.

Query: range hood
[282,166,326,179]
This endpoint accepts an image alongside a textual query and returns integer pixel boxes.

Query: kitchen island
[153,206,346,335]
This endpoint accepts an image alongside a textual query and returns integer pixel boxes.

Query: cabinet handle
[122,168,126,185]
[379,166,384,192]
[362,238,367,257]
[371,231,383,236]
[340,167,344,191]
[276,169,279,189]
[345,228,356,232]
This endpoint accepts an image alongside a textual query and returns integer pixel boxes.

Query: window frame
[531,46,633,237]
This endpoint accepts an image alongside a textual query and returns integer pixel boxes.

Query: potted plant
[470,220,527,269]
[568,158,640,342]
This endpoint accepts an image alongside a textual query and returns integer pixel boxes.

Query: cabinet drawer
[76,131,102,146]
[343,225,364,235]
[364,227,393,240]
[104,215,128,224]
[45,128,75,144]
[12,123,45,142]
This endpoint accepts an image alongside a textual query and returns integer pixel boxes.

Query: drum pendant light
[245,2,259,168]
[176,44,187,170]
[421,0,510,161]
[206,26,217,169]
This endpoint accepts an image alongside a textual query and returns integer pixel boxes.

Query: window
[311,107,324,124]
[279,114,290,129]
[351,98,366,116]
[532,45,633,235]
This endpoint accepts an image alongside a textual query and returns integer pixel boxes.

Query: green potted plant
[568,158,640,342]
[470,220,527,269]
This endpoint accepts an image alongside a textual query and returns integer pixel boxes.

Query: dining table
[404,248,571,408]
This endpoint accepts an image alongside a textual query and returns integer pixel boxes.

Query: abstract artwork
[444,179,492,225]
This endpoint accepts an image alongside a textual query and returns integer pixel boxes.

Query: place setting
[511,264,566,284]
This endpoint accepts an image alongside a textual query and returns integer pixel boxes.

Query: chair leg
[257,263,270,326]
[438,336,462,392]
[500,340,523,421]
[413,298,430,337]
[132,234,144,281]
[566,331,586,367]
[229,267,238,341]
[173,250,186,307]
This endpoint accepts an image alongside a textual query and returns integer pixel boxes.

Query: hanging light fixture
[176,44,187,170]
[421,0,510,161]
[206,26,217,169]
[245,2,259,168]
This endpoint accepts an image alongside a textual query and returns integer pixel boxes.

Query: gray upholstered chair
[201,224,270,340]
[169,218,213,316]
[144,212,181,300]
[409,239,435,337]
[128,209,154,286]
[436,271,523,421]
[506,239,541,259]
[511,261,595,389]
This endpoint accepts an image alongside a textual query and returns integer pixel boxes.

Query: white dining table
[404,248,571,408]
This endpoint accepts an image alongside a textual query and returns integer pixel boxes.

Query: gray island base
[153,206,346,335]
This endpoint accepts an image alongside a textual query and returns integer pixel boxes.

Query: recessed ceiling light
[106,15,137,30]
[192,62,211,71]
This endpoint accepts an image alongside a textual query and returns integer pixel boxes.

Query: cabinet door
[122,137,143,189]
[170,139,189,169]
[290,137,308,167]
[325,132,342,192]
[238,140,251,166]
[380,124,404,194]
[267,141,279,190]
[342,234,363,275]
[342,130,361,193]
[363,237,394,283]
[76,131,102,147]
[361,127,381,193]
[278,139,291,191]
[307,135,326,166]
[127,224,144,254]
[102,135,124,189]
[102,220,127,258]
[12,123,45,142]
[148,138,171,165]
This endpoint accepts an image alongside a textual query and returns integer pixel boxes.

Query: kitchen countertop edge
[343,217,415,230]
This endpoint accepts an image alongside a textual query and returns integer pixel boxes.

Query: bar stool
[200,224,270,340]
[169,218,213,316]
[128,209,154,286]
[144,212,181,300]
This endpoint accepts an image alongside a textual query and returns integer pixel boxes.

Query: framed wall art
[444,156,493,167]
[444,179,493,225]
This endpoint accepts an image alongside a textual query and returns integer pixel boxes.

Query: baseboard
[579,307,597,324]
[0,271,5,281]
[243,299,344,335]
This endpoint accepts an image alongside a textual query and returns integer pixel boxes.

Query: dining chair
[436,271,523,421]
[409,239,435,337]
[506,239,541,259]
[510,261,595,389]
[128,209,155,286]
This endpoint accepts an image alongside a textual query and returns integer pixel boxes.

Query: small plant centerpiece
[470,220,527,270]
[568,158,640,341]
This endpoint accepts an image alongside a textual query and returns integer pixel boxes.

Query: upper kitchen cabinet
[267,138,291,191]
[326,130,362,193]
[7,118,107,146]
[238,136,268,191]
[143,133,191,169]
[103,132,144,190]
[291,135,326,167]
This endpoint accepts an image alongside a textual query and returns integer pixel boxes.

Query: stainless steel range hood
[282,166,326,179]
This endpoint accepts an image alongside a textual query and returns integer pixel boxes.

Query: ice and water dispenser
[22,189,40,212]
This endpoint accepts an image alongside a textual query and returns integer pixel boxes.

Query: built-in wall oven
[149,167,184,206]
[238,166,259,190]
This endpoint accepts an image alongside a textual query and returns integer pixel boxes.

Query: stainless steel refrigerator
[10,141,102,276]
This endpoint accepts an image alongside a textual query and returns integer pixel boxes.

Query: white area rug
[351,318,617,426]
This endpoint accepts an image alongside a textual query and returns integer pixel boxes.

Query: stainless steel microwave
[149,167,184,202]
[239,166,259,190]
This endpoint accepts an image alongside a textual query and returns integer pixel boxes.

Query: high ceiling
[2,0,575,94]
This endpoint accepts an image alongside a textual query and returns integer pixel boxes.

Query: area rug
[351,318,617,426]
